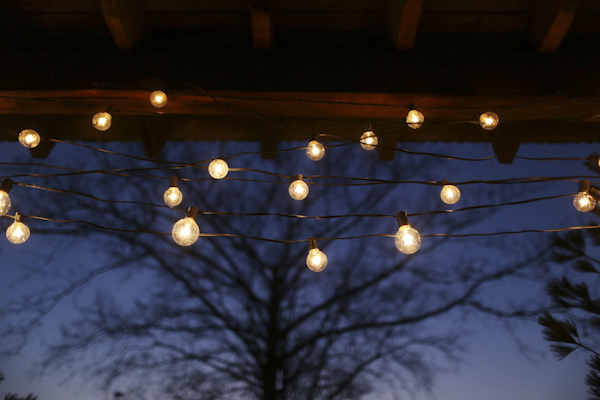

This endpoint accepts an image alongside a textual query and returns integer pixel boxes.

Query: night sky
[0,137,596,400]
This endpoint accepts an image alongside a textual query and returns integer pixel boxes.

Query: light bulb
[208,159,229,179]
[479,112,499,130]
[0,190,10,216]
[395,225,421,254]
[440,184,461,204]
[92,112,112,131]
[406,109,424,129]
[573,192,596,212]
[289,178,309,200]
[6,214,30,244]
[172,216,200,246]
[306,140,325,161]
[164,187,183,207]
[360,130,378,150]
[306,248,327,272]
[150,90,168,108]
[18,129,41,148]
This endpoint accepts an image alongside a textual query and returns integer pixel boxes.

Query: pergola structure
[0,0,598,162]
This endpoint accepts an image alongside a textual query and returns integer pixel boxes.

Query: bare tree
[539,230,600,400]
[0,140,549,400]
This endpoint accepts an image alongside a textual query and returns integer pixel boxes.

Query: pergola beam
[100,0,145,50]
[529,0,580,52]
[251,1,273,50]
[387,0,424,50]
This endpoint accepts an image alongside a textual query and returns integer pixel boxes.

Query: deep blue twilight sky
[0,138,596,400]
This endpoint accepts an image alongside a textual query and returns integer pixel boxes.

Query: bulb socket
[186,206,199,220]
[589,188,600,202]
[580,180,591,193]
[396,211,409,227]
[407,102,416,111]
[0,178,14,194]
[294,174,303,181]
[169,176,178,188]
[308,236,318,250]
[14,212,24,223]
[440,179,449,185]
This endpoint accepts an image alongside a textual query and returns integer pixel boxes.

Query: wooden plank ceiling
[1,0,600,161]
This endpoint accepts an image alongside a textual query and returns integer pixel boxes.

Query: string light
[395,212,421,254]
[92,112,112,131]
[306,140,325,161]
[289,175,309,200]
[18,129,41,148]
[306,236,327,272]
[0,179,13,216]
[360,130,378,150]
[406,105,424,129]
[573,180,597,212]
[172,207,200,246]
[440,180,461,205]
[163,176,183,207]
[149,90,168,108]
[6,213,30,244]
[479,112,499,130]
[208,158,229,179]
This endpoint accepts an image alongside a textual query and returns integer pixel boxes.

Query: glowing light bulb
[0,190,11,215]
[306,140,325,161]
[306,237,327,272]
[406,109,424,129]
[150,90,168,108]
[440,184,461,204]
[479,112,499,130]
[6,213,30,244]
[18,129,41,148]
[573,192,596,212]
[164,187,183,207]
[307,249,327,271]
[172,207,200,246]
[395,225,421,254]
[289,176,309,200]
[92,112,112,131]
[208,159,229,179]
[360,130,378,150]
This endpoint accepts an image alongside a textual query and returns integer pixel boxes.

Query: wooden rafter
[529,0,581,52]
[100,0,145,50]
[251,1,273,50]
[387,0,424,50]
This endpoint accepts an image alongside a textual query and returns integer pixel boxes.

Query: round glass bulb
[306,140,325,161]
[440,184,461,204]
[306,248,328,272]
[6,220,30,244]
[163,187,183,207]
[208,159,229,179]
[395,225,421,254]
[150,90,168,108]
[360,130,378,150]
[406,110,424,129]
[573,192,596,212]
[289,180,309,201]
[172,217,200,246]
[479,112,499,130]
[92,112,112,131]
[0,190,11,216]
[18,129,41,148]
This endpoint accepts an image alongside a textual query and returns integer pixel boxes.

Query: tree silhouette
[539,231,600,400]
[0,371,37,400]
[0,140,550,400]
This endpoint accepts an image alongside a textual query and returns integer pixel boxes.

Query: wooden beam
[251,1,273,50]
[529,0,581,52]
[387,0,424,50]
[100,0,145,50]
